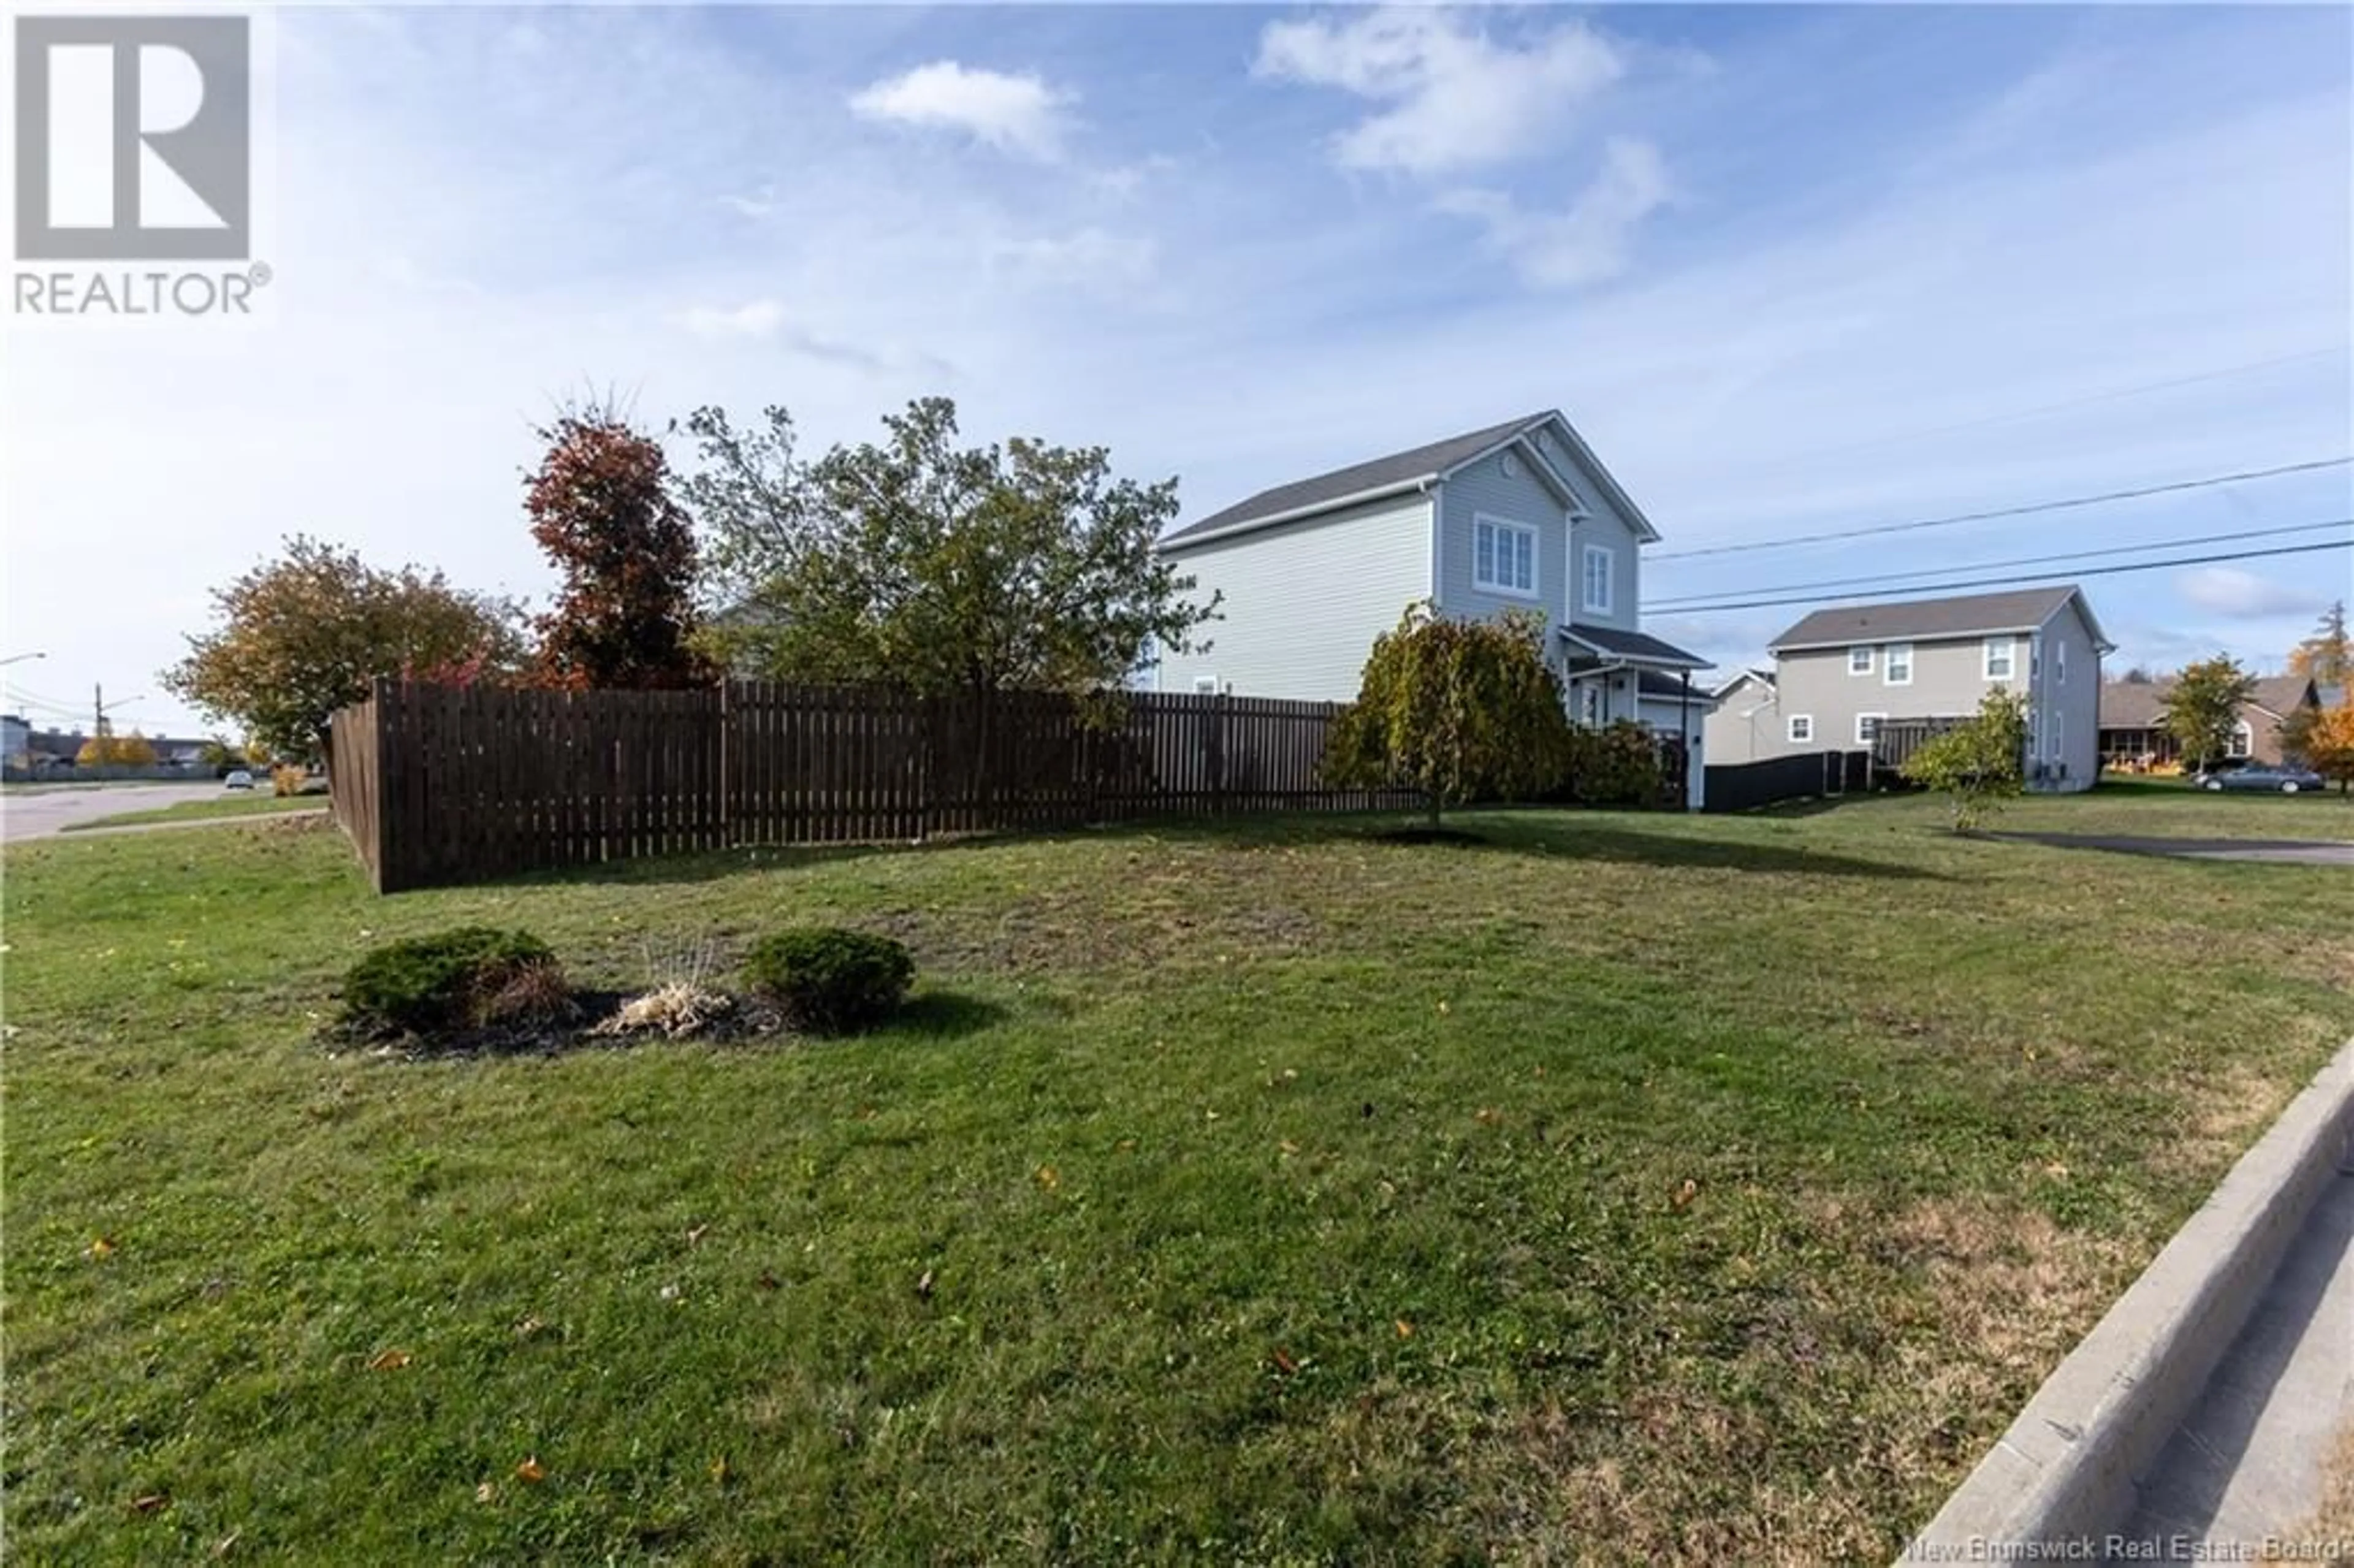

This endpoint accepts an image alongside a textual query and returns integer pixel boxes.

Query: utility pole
[95,682,107,740]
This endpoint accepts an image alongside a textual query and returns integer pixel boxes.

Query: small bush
[742,928,914,1035]
[271,764,308,797]
[1561,721,1665,807]
[340,926,564,1038]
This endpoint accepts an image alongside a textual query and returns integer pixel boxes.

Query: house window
[2055,641,2066,685]
[1884,643,1914,685]
[1788,714,1815,744]
[1474,516,1536,597]
[1856,713,1884,746]
[1581,544,1613,614]
[2229,720,2253,758]
[1983,637,2015,681]
[1848,647,1874,676]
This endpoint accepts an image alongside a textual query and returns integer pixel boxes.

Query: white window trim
[1983,637,2015,682]
[2055,641,2067,685]
[1580,542,1614,615]
[1472,511,1540,601]
[1191,676,1220,696]
[1855,712,1886,746]
[1788,714,1815,744]
[2229,720,2253,759]
[1884,643,1914,687]
[1848,646,1874,676]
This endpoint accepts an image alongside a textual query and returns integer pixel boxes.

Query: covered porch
[1556,625,1713,810]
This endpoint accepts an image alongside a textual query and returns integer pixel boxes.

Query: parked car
[223,769,254,791]
[2197,764,2325,794]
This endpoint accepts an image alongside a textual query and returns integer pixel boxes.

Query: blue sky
[7,3,2350,736]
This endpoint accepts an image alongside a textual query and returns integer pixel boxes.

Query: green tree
[2160,655,2257,775]
[1323,604,1574,829]
[1900,689,2030,831]
[161,534,525,763]
[525,409,710,690]
[197,737,243,769]
[683,398,1219,698]
[2288,600,2351,686]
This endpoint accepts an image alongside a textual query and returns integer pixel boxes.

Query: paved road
[1,782,237,843]
[1991,832,2354,867]
[2107,1167,2354,1563]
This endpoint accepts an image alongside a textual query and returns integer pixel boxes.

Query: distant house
[1699,668,1779,765]
[1731,585,2110,792]
[2098,674,2326,770]
[1152,409,1712,805]
[1,714,27,769]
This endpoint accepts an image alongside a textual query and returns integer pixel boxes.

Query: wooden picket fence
[327,680,1415,892]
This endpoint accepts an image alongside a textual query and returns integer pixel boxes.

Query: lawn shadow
[446,803,1942,891]
[892,990,1009,1039]
[1082,808,1946,880]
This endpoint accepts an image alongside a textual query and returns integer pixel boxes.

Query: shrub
[1561,721,1664,807]
[272,764,308,797]
[1902,690,2030,831]
[742,928,914,1035]
[340,927,565,1038]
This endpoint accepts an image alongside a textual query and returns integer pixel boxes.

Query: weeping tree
[1323,604,1574,829]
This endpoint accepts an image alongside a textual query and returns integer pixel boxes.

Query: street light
[0,652,47,668]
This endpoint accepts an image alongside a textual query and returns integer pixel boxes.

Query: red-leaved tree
[525,411,709,690]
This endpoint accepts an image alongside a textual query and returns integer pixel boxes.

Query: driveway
[1990,831,2354,867]
[1,782,235,843]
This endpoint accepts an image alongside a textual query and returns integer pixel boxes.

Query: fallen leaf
[2043,1161,2070,1181]
[1035,1165,1060,1192]
[85,1236,117,1260]
[366,1347,411,1372]
[1474,1108,1502,1125]
[474,1482,496,1504]
[1115,1138,1137,1152]
[1278,1140,1300,1157]
[1435,1000,1450,1015]
[514,1456,547,1483]
[514,1315,546,1339]
[1395,1319,1415,1339]
[685,1224,709,1247]
[710,1455,731,1485]
[1672,1178,1700,1212]
[756,1271,780,1292]
[658,1283,683,1303]
[1271,1349,1298,1375]
[915,1268,935,1302]
[129,1493,170,1514]
[211,1530,242,1557]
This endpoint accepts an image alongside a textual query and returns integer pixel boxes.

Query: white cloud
[850,61,1073,162]
[2176,566,2330,618]
[676,299,785,339]
[1436,137,1673,289]
[1254,10,1624,175]
[985,227,1156,291]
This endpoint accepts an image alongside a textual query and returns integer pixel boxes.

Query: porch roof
[1558,624,1708,671]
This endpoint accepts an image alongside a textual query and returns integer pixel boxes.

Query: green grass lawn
[6,798,2350,1564]
[57,793,325,832]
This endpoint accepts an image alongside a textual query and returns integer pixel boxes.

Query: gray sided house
[1754,585,2112,791]
[1151,410,1710,802]
[1699,668,1779,764]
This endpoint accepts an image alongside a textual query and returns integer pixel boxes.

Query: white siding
[1154,493,1434,701]
[1702,675,1780,763]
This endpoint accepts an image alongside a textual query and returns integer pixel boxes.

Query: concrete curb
[1895,1034,2354,1564]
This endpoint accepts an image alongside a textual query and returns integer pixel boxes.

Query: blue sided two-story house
[1152,409,1712,803]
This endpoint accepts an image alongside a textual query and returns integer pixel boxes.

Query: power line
[1645,519,2353,611]
[1647,456,2354,563]
[1647,536,2353,617]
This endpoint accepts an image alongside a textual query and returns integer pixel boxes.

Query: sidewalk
[2105,1165,2354,1563]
